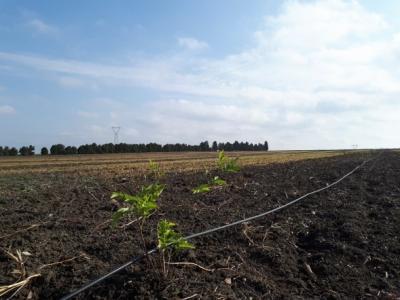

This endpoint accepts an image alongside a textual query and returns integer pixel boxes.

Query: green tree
[41,147,49,155]
[50,144,66,155]
[9,147,18,156]
[199,141,210,151]
[28,145,35,155]
[19,146,29,156]
[65,146,78,155]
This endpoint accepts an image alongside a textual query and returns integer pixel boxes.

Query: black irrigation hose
[61,153,378,300]
[60,249,158,300]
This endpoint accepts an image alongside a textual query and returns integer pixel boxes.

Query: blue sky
[1,0,400,150]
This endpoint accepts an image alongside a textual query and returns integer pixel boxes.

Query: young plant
[192,176,226,194]
[149,159,164,179]
[111,183,165,269]
[212,176,226,186]
[217,150,240,173]
[157,220,194,251]
[157,219,194,277]
[111,183,165,225]
[192,183,211,194]
[111,183,165,274]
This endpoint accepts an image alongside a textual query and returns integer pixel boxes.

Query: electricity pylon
[112,126,121,144]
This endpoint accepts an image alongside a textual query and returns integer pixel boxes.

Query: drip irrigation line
[60,249,157,300]
[61,153,378,300]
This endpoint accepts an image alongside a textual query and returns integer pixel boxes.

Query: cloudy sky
[1,0,400,150]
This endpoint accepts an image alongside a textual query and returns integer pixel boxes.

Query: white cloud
[27,18,58,34]
[178,37,209,51]
[152,99,272,125]
[0,105,15,114]
[77,110,99,118]
[58,76,85,88]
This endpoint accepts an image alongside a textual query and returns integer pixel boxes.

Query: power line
[61,153,378,300]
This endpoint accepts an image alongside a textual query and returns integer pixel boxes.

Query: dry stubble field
[0,150,349,176]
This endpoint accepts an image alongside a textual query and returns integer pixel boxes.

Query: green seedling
[149,159,164,179]
[157,220,194,251]
[111,183,165,268]
[192,183,211,194]
[212,176,226,186]
[111,183,165,225]
[192,176,226,194]
[157,219,194,277]
[217,150,240,173]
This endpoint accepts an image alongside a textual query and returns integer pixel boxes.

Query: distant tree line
[0,141,269,156]
[48,141,268,155]
[0,145,35,156]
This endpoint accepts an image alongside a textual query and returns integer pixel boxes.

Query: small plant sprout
[192,183,211,194]
[157,220,194,252]
[217,150,240,173]
[111,183,165,260]
[212,176,226,186]
[111,183,165,225]
[157,220,194,276]
[149,159,164,179]
[192,176,226,194]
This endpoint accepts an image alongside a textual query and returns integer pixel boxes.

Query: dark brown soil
[1,151,399,299]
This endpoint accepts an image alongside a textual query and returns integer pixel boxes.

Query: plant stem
[162,251,166,277]
[139,219,147,253]
[138,219,157,272]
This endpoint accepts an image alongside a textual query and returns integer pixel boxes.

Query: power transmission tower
[112,127,121,144]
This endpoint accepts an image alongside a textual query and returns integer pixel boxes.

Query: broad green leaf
[112,207,130,225]
[212,176,226,186]
[157,219,194,252]
[192,184,211,194]
[111,192,129,200]
[110,183,165,224]
[217,150,240,173]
